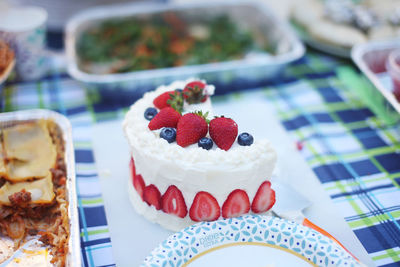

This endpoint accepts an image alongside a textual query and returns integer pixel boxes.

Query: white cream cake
[123,79,277,231]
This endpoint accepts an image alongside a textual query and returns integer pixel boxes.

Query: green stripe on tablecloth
[3,85,13,112]
[372,249,400,262]
[324,174,397,191]
[80,229,110,237]
[84,87,98,123]
[81,198,106,205]
[347,210,400,228]
[74,141,94,149]
[36,82,45,109]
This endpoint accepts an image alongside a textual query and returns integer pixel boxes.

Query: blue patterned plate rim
[142,215,362,267]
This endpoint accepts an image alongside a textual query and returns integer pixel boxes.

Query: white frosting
[123,78,277,230]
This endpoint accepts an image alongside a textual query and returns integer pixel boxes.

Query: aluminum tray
[65,1,304,92]
[352,39,400,122]
[0,109,81,267]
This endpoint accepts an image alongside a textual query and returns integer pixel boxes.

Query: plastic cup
[0,6,48,81]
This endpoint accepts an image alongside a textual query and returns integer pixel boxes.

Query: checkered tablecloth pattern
[1,51,400,267]
[263,54,400,267]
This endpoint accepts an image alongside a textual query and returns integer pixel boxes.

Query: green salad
[77,13,273,74]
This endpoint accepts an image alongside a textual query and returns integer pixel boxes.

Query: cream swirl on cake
[123,79,277,231]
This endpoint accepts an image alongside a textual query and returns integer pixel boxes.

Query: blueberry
[198,137,213,150]
[175,89,183,93]
[144,107,158,121]
[238,132,254,146]
[160,127,176,143]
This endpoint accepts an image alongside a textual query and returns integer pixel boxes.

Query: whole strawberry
[148,107,181,130]
[183,81,208,104]
[176,112,208,147]
[209,116,238,151]
[153,91,175,109]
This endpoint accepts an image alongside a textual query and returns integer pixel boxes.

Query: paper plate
[142,215,361,267]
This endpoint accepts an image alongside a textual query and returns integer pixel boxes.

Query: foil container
[65,1,305,93]
[0,109,81,267]
[351,38,400,123]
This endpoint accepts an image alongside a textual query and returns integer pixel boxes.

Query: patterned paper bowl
[142,215,362,267]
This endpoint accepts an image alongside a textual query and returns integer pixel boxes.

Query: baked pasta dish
[0,120,69,267]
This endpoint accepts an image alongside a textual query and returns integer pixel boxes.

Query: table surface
[91,95,375,267]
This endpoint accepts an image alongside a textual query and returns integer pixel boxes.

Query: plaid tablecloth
[1,51,400,267]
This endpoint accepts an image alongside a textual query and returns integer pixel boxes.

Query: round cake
[123,79,277,231]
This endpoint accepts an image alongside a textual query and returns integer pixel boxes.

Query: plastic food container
[0,109,81,267]
[352,39,400,120]
[65,1,304,93]
[386,49,400,100]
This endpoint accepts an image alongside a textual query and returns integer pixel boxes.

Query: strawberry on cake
[123,79,277,231]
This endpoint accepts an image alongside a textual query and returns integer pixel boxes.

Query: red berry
[251,181,276,213]
[148,107,181,130]
[189,191,220,222]
[296,141,303,151]
[153,91,176,109]
[209,117,238,151]
[130,157,146,200]
[161,185,188,218]
[222,189,250,218]
[143,184,162,210]
[183,81,208,103]
[129,157,136,178]
[176,113,208,147]
[133,174,145,200]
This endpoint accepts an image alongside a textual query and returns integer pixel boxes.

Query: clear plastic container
[386,49,400,101]
[65,1,304,93]
[352,39,400,117]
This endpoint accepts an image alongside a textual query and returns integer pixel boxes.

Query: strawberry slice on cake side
[189,191,220,222]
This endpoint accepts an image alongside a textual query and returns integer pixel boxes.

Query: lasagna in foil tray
[0,119,70,267]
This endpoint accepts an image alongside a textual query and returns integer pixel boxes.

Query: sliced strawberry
[148,107,181,130]
[176,112,208,147]
[133,174,145,200]
[183,81,208,104]
[222,189,250,218]
[130,157,145,200]
[209,116,238,151]
[251,181,276,213]
[143,184,162,210]
[189,191,220,222]
[153,91,176,109]
[129,157,136,178]
[161,185,188,218]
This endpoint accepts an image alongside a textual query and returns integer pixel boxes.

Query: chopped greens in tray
[77,13,273,74]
